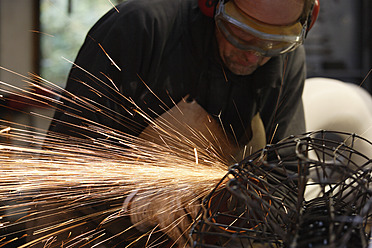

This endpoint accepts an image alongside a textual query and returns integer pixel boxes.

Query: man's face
[215,0,304,76]
[215,28,271,76]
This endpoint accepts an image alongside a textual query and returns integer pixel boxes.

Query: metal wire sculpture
[191,130,372,248]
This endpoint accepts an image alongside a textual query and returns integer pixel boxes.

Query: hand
[123,188,200,247]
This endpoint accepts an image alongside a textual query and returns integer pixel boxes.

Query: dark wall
[304,0,372,94]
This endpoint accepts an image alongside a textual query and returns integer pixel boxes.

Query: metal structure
[191,131,372,247]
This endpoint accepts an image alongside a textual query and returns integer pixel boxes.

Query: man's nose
[242,50,261,63]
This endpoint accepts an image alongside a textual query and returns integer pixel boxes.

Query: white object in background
[303,77,372,140]
[302,77,372,200]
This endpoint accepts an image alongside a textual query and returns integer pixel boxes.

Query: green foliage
[40,0,120,87]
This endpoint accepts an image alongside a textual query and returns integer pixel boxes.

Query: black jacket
[49,0,306,146]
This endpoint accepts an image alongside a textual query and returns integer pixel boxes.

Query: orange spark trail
[0,69,230,247]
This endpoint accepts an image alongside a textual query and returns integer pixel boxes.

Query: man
[47,0,318,246]
[50,0,317,146]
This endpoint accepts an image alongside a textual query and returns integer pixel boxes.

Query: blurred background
[0,0,371,140]
[0,0,126,143]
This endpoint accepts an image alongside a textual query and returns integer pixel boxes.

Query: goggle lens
[217,19,298,56]
[215,0,306,56]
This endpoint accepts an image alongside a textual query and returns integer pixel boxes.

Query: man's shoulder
[87,0,199,42]
[115,0,197,18]
[87,0,201,36]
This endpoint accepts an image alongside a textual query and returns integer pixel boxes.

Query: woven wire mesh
[191,131,372,248]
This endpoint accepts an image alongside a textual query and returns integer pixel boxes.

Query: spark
[107,0,120,13]
[0,127,11,133]
[97,43,122,71]
[194,148,198,164]
[0,70,230,247]
[360,68,372,88]
[100,72,120,92]
[220,63,228,83]
[269,123,279,144]
[29,30,54,37]
[216,111,229,143]
[137,73,169,110]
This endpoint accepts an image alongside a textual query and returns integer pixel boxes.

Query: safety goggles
[215,0,308,56]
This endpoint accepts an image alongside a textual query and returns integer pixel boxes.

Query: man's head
[214,0,315,75]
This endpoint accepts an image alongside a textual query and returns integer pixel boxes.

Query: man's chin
[227,63,259,76]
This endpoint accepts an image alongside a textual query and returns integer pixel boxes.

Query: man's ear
[198,0,219,18]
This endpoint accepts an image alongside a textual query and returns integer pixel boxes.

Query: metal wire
[191,130,372,248]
